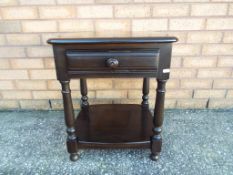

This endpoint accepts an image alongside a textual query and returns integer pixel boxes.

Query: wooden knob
[106,58,119,68]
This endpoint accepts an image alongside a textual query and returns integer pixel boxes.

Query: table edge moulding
[47,37,178,162]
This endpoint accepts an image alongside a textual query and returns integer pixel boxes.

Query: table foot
[70,153,79,162]
[150,153,160,161]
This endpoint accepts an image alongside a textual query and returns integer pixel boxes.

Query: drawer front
[66,50,159,71]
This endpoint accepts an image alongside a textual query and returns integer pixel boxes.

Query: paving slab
[0,109,232,175]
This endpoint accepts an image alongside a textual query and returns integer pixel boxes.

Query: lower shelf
[75,104,153,148]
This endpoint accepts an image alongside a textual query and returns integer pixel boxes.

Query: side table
[48,37,178,161]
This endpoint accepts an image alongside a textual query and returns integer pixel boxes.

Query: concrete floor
[0,109,232,175]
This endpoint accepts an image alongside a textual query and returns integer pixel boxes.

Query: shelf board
[75,104,153,148]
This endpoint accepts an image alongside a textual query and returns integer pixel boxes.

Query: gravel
[0,109,232,175]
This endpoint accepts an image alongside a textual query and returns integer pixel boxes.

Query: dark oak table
[48,37,178,161]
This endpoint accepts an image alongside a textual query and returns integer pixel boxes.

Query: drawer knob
[106,58,119,68]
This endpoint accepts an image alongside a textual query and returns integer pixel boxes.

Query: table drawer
[66,50,159,71]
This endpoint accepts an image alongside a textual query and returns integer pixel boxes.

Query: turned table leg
[141,78,149,109]
[60,80,78,161]
[141,78,150,138]
[80,78,89,109]
[151,79,167,161]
